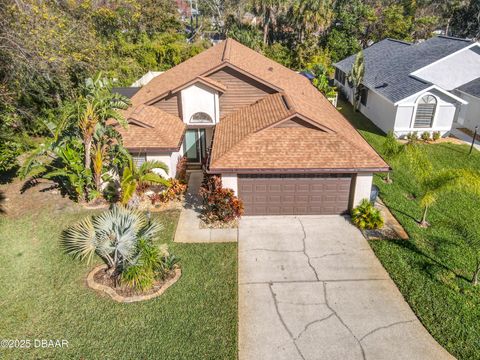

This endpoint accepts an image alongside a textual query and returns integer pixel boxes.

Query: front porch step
[187,164,202,171]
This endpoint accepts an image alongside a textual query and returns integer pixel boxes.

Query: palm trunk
[472,258,480,286]
[84,136,92,201]
[263,9,270,45]
[420,206,429,226]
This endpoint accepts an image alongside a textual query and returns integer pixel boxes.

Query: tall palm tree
[292,0,333,41]
[347,50,365,111]
[252,0,286,45]
[120,159,171,205]
[75,74,129,199]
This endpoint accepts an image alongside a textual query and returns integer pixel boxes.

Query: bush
[121,240,179,290]
[421,131,431,141]
[149,178,186,205]
[432,131,441,141]
[199,174,244,223]
[406,131,419,142]
[176,156,188,183]
[351,199,384,230]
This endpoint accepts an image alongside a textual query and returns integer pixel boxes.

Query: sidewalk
[450,128,480,151]
[174,171,237,243]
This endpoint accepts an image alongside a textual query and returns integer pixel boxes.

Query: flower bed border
[86,264,181,303]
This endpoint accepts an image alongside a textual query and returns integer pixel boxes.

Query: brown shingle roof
[124,38,387,169]
[118,105,186,150]
[210,94,388,171]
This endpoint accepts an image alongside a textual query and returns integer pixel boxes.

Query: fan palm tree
[120,159,171,205]
[61,205,162,278]
[252,0,286,45]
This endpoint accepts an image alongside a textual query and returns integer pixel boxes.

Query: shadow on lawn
[385,237,471,283]
[0,167,19,184]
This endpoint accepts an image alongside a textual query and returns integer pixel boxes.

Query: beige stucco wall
[352,173,373,208]
[221,173,238,194]
[147,149,183,179]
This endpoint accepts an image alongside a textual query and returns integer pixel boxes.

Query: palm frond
[139,160,169,175]
[61,217,97,263]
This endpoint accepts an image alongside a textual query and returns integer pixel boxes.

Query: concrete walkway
[450,128,480,150]
[238,216,454,360]
[174,171,237,243]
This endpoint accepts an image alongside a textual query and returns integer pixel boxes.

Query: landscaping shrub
[121,240,179,290]
[199,174,244,223]
[432,131,441,141]
[61,205,179,291]
[351,199,384,230]
[148,179,186,205]
[406,131,419,143]
[176,156,188,183]
[421,131,431,141]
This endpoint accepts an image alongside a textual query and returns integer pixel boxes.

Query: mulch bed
[199,218,239,229]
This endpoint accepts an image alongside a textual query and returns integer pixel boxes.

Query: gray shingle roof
[458,77,480,98]
[334,36,473,103]
[112,87,141,99]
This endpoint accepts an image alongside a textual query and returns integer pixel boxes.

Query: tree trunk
[472,258,480,286]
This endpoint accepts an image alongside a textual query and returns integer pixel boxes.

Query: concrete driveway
[238,216,454,360]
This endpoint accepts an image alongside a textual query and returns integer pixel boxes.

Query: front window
[334,68,346,85]
[131,152,146,167]
[360,86,368,106]
[414,95,437,128]
[190,112,213,124]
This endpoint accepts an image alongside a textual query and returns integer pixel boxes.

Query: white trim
[410,93,438,129]
[394,85,468,106]
[410,42,479,77]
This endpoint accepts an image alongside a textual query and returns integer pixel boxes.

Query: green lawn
[0,208,237,359]
[338,97,480,360]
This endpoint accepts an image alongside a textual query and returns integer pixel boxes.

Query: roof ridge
[384,38,412,46]
[437,35,473,43]
[222,38,232,61]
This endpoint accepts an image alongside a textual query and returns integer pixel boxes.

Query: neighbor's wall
[394,89,458,137]
[358,89,396,134]
[221,173,238,194]
[455,91,480,132]
[351,173,373,208]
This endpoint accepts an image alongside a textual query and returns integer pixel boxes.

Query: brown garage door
[238,174,352,216]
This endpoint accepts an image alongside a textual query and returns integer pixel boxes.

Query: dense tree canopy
[0,0,476,172]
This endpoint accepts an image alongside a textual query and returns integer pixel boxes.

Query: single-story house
[334,36,480,137]
[116,38,389,216]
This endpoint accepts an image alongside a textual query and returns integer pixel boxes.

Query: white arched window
[414,95,437,128]
[190,112,213,124]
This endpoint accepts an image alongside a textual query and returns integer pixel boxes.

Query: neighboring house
[334,36,480,137]
[117,38,389,216]
[112,71,163,99]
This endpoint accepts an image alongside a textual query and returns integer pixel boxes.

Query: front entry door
[184,129,206,163]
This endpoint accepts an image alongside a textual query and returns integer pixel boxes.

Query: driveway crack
[359,319,417,342]
[297,218,320,281]
[323,282,367,360]
[269,283,306,360]
[294,313,335,340]
[243,248,303,253]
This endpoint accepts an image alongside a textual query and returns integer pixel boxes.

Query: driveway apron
[238,216,454,360]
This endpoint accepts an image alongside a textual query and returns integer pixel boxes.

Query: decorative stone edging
[86,265,182,303]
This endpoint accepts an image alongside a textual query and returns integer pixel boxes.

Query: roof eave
[207,166,390,174]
